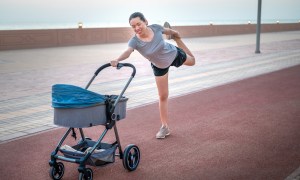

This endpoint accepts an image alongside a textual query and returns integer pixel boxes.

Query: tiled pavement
[0,31,300,143]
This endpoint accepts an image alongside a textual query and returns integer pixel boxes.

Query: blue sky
[0,0,299,29]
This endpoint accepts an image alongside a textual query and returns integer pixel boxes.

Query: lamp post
[255,0,262,54]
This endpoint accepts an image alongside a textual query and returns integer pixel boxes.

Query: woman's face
[129,17,147,35]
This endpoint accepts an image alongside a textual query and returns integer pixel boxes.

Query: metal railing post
[255,0,262,54]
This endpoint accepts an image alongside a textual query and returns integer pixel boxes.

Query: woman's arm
[111,47,134,67]
[163,28,181,39]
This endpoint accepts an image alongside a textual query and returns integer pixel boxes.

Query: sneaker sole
[156,132,170,139]
[163,22,172,29]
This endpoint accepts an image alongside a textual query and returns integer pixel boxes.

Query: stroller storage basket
[60,140,117,166]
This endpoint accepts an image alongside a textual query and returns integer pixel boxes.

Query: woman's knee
[159,93,169,102]
[184,56,196,66]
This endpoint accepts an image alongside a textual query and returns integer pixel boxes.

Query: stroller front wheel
[49,162,65,180]
[123,144,140,171]
[78,168,93,180]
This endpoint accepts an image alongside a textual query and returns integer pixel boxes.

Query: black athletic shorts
[151,47,187,76]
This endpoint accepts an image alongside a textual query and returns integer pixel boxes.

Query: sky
[0,0,299,29]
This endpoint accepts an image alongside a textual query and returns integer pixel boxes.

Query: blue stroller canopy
[52,84,107,108]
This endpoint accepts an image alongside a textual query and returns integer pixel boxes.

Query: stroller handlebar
[94,63,136,77]
[85,62,136,94]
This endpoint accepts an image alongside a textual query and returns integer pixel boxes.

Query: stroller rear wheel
[123,144,140,171]
[49,162,65,180]
[78,168,93,180]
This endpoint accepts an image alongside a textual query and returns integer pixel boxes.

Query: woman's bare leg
[174,38,196,66]
[155,73,169,127]
[164,21,195,66]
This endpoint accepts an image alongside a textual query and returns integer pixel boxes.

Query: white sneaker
[156,126,170,139]
[163,22,174,40]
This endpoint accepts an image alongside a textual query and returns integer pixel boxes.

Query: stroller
[49,63,140,180]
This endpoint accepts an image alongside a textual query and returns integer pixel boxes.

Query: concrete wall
[0,23,299,50]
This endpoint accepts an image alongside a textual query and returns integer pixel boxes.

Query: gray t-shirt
[128,24,177,69]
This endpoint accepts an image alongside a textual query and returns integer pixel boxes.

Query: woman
[110,12,195,139]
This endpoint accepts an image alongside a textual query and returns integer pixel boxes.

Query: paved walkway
[1,61,300,180]
[0,31,300,143]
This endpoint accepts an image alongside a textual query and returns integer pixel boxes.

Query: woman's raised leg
[174,38,196,66]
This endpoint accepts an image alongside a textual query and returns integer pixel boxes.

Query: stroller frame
[49,63,140,180]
